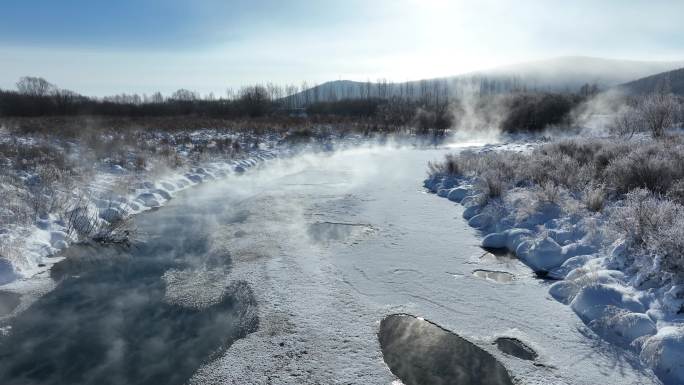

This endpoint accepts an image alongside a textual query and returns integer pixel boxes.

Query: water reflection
[495,337,538,361]
[379,314,513,385]
[0,291,20,317]
[307,221,372,243]
[472,270,515,284]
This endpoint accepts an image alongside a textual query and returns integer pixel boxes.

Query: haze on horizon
[1,0,683,96]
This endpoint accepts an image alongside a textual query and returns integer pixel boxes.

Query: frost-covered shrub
[604,144,684,195]
[535,181,561,205]
[666,180,684,205]
[639,93,680,138]
[427,153,459,176]
[609,105,644,138]
[611,189,684,282]
[429,137,684,199]
[584,185,605,212]
[428,136,684,285]
[477,170,506,199]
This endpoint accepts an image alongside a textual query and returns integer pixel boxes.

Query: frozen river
[0,145,661,385]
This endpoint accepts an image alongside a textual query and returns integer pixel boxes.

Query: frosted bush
[611,189,684,283]
[583,184,605,212]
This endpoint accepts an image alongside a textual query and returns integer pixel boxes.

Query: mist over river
[0,144,659,385]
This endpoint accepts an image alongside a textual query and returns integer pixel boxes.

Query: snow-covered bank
[0,128,293,284]
[425,136,684,384]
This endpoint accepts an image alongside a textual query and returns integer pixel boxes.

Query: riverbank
[425,134,684,384]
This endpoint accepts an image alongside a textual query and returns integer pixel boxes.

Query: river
[0,145,660,385]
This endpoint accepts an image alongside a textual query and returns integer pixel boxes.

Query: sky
[1,0,683,96]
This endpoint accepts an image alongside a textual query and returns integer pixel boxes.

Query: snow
[186,145,658,385]
[516,236,565,271]
[570,284,645,322]
[425,139,684,384]
[548,254,594,280]
[0,138,669,384]
[641,326,684,385]
[482,232,507,249]
[0,130,289,284]
[447,186,469,202]
[467,213,493,230]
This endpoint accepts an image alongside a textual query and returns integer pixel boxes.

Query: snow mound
[571,284,644,323]
[447,187,469,203]
[516,236,565,272]
[482,232,507,249]
[467,214,492,230]
[641,326,684,385]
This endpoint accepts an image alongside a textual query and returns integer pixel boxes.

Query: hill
[618,67,684,95]
[287,56,684,105]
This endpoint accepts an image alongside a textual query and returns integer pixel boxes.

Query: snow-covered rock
[176,179,190,189]
[607,312,657,347]
[663,285,684,314]
[570,284,645,323]
[185,174,203,184]
[439,177,457,190]
[482,232,507,249]
[153,188,172,200]
[460,195,482,208]
[548,255,594,280]
[136,193,161,207]
[462,205,481,220]
[565,268,624,283]
[446,187,469,203]
[517,236,565,271]
[549,281,578,304]
[641,326,684,385]
[548,229,575,245]
[504,228,531,252]
[468,214,492,230]
[561,243,597,259]
[161,182,176,191]
[99,207,123,223]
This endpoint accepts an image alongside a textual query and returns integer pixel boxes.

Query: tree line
[0,76,602,134]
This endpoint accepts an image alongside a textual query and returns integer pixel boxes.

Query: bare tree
[238,85,270,117]
[610,105,644,139]
[170,89,198,101]
[16,76,56,96]
[639,92,680,137]
[150,91,164,103]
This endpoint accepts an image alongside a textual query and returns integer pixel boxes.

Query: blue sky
[1,0,683,96]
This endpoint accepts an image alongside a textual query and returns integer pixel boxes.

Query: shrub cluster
[429,136,684,280]
[432,137,684,203]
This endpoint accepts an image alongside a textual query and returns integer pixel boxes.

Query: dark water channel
[0,186,258,385]
[379,314,513,385]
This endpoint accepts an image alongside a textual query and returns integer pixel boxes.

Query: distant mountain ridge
[288,56,684,105]
[479,56,684,90]
[617,67,684,95]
